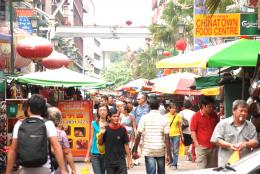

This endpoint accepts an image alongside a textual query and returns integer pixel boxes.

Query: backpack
[180,112,189,130]
[181,117,189,130]
[17,117,48,167]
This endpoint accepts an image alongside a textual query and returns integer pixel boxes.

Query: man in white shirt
[179,101,195,161]
[5,94,67,174]
[132,97,170,174]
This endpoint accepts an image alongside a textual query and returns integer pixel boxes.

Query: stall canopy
[116,78,150,92]
[17,67,106,88]
[0,33,11,42]
[207,39,260,67]
[150,72,200,94]
[156,39,260,69]
[194,75,221,89]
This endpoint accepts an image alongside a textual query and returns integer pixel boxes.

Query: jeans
[106,159,127,174]
[90,154,105,174]
[170,136,180,167]
[145,156,165,174]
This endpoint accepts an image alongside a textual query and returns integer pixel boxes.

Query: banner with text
[58,100,93,157]
[194,14,240,37]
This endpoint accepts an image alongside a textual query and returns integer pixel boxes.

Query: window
[94,38,100,47]
[94,53,100,61]
[94,67,100,75]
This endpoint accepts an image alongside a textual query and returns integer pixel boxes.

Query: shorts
[183,133,192,146]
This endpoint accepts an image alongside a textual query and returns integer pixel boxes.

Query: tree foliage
[149,0,193,48]
[101,61,132,88]
[135,47,163,80]
[206,0,238,14]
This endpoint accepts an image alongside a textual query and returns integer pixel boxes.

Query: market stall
[5,67,107,159]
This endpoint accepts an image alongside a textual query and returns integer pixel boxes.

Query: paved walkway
[76,156,197,174]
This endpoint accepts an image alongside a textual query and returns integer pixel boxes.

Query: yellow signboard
[58,100,93,157]
[201,87,220,96]
[194,14,240,37]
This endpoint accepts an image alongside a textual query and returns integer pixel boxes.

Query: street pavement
[75,156,197,174]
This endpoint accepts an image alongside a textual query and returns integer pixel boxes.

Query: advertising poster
[240,13,260,36]
[259,2,260,29]
[58,100,93,157]
[194,0,208,14]
[194,38,209,50]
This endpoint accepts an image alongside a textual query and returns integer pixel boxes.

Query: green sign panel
[7,103,18,118]
[240,13,260,36]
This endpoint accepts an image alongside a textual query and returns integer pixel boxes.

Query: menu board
[58,100,93,157]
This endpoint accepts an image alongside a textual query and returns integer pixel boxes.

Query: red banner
[16,9,35,17]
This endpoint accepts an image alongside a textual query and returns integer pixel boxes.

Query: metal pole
[9,0,15,76]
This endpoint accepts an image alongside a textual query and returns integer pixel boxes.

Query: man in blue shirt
[133,93,150,126]
[132,93,150,166]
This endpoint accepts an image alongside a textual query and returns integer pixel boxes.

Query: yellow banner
[201,87,220,96]
[58,100,93,157]
[194,14,240,37]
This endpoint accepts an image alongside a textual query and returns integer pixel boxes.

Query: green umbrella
[17,67,106,88]
[156,39,260,69]
[207,39,260,67]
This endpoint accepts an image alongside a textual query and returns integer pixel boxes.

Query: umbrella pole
[242,67,245,100]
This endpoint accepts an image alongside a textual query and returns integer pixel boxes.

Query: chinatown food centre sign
[194,13,260,37]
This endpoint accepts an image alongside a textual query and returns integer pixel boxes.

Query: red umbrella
[16,36,53,62]
[41,51,70,69]
[150,72,199,94]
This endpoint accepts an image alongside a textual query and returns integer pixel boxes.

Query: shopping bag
[81,162,91,174]
[227,150,240,165]
[179,141,185,156]
[96,131,105,154]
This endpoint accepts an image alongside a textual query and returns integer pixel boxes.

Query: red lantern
[175,39,187,51]
[162,51,170,57]
[126,20,132,26]
[0,26,32,71]
[0,49,31,70]
[16,36,53,62]
[41,51,70,69]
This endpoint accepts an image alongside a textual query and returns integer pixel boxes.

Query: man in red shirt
[190,96,219,169]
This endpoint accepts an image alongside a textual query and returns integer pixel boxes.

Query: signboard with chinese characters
[58,100,93,158]
[16,9,35,17]
[17,16,32,34]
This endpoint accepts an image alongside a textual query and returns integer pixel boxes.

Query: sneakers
[170,165,178,170]
[133,161,141,166]
[185,154,192,161]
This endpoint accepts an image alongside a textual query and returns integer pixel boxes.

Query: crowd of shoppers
[5,93,260,174]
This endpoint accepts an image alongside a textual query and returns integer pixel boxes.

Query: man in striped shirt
[132,97,170,174]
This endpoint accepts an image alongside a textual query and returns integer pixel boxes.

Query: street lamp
[30,16,38,34]
[156,47,164,56]
[51,37,60,49]
[176,21,185,36]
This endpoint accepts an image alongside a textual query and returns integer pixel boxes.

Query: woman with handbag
[48,107,76,174]
[86,104,109,174]
[165,102,183,170]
